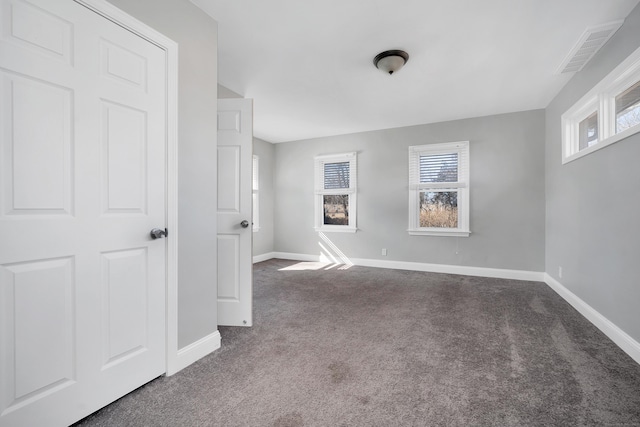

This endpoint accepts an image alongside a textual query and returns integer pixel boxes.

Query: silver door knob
[150,228,167,239]
[240,220,250,228]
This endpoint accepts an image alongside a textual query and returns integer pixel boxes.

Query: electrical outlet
[382,248,387,256]
[559,266,563,278]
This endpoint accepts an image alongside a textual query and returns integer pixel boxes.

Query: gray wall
[253,138,275,256]
[274,110,546,271]
[107,0,219,348]
[545,5,640,342]
[218,84,243,99]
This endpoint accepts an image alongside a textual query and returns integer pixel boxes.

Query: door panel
[217,98,253,327]
[101,101,147,214]
[217,145,241,212]
[100,248,148,367]
[4,0,74,64]
[217,234,240,300]
[1,257,75,406]
[100,39,147,89]
[1,71,73,215]
[0,1,167,425]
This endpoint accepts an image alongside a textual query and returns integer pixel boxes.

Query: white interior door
[0,1,167,425]
[217,98,253,327]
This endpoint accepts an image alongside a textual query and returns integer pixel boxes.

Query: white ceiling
[192,0,639,143]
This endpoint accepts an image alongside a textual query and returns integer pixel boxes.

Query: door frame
[74,0,181,376]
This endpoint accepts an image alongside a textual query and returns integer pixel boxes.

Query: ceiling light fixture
[373,50,409,75]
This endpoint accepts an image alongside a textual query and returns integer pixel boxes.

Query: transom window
[615,80,640,133]
[579,111,598,150]
[408,141,470,237]
[314,152,357,232]
[562,45,640,164]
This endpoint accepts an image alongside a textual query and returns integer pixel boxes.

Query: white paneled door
[0,1,167,426]
[217,99,253,327]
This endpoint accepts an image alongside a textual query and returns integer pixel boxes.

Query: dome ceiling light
[373,50,409,75]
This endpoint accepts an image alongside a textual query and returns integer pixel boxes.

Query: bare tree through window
[408,142,469,235]
[418,154,459,228]
[315,153,357,231]
[323,194,348,225]
[322,162,350,225]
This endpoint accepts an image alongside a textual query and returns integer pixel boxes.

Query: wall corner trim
[167,330,221,376]
[544,274,640,366]
[253,252,277,264]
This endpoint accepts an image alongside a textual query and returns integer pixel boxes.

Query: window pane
[419,191,457,228]
[323,194,348,225]
[324,162,350,189]
[578,112,598,150]
[252,192,258,229]
[252,156,259,191]
[420,153,458,183]
[616,80,640,133]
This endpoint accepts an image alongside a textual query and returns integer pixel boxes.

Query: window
[579,111,598,150]
[314,152,357,232]
[252,155,259,231]
[615,80,640,133]
[562,45,640,164]
[408,141,470,237]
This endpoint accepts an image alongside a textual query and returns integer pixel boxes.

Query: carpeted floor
[76,259,640,426]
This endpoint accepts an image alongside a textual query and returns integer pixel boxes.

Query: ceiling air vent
[556,20,624,74]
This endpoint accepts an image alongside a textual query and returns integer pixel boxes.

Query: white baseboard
[271,251,545,282]
[544,274,640,365]
[352,258,544,281]
[167,330,221,376]
[253,252,277,263]
[272,252,316,262]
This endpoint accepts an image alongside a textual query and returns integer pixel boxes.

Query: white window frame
[252,155,259,231]
[408,141,470,237]
[562,45,640,164]
[314,152,357,233]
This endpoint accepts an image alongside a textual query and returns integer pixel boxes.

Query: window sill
[563,125,639,164]
[315,226,358,233]
[408,229,470,237]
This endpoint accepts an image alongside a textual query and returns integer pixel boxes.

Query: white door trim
[74,0,181,376]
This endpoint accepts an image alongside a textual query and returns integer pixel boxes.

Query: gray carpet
[76,259,640,426]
